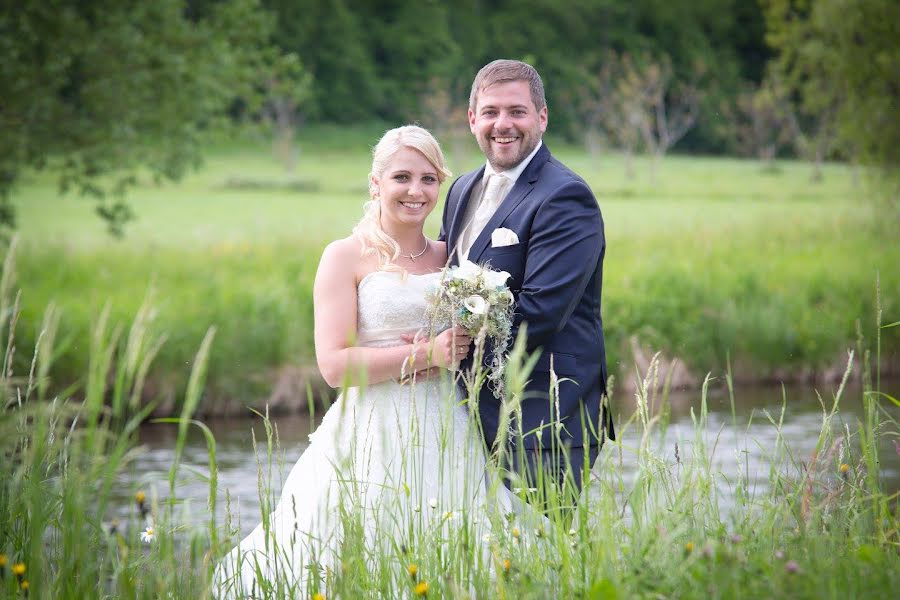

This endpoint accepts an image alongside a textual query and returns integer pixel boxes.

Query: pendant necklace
[401,238,429,262]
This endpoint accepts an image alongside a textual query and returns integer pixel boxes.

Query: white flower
[140,526,156,543]
[463,295,488,315]
[450,260,482,284]
[482,533,492,543]
[482,267,511,289]
[428,497,438,509]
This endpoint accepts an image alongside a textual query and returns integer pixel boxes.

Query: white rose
[451,259,482,284]
[463,295,488,315]
[482,267,511,289]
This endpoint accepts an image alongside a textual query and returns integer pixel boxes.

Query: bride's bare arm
[313,239,469,388]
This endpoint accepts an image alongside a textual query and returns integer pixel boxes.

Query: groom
[440,59,613,495]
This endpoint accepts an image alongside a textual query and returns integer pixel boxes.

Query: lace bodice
[356,270,442,347]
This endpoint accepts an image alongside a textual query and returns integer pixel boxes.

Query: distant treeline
[3,0,895,234]
[262,0,771,155]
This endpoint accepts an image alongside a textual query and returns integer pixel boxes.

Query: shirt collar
[483,140,543,185]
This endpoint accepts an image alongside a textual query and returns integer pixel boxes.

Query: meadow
[11,124,899,414]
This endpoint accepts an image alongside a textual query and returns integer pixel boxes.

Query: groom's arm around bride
[440,59,614,497]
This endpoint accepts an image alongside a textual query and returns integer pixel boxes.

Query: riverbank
[12,127,900,415]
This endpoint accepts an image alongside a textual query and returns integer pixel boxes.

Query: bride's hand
[402,327,472,369]
[430,327,472,369]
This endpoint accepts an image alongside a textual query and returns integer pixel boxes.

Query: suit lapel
[447,167,485,265]
[468,145,551,263]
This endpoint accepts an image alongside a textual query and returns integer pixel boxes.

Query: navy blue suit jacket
[439,144,613,450]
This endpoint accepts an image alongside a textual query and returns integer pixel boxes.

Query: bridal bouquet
[426,260,515,398]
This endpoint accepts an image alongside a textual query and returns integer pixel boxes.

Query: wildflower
[684,542,694,555]
[20,580,29,591]
[482,533,492,543]
[774,549,785,560]
[840,463,850,479]
[135,490,149,519]
[442,511,457,522]
[312,594,325,600]
[428,497,438,509]
[502,559,512,573]
[12,563,25,577]
[0,553,6,567]
[568,528,577,536]
[785,560,800,574]
[140,527,156,543]
[407,564,418,579]
[729,534,743,544]
[414,581,429,596]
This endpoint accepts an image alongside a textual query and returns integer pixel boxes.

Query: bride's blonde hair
[353,125,452,271]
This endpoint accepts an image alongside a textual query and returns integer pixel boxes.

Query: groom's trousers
[506,444,600,499]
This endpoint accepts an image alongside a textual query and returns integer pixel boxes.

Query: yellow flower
[511,527,520,540]
[135,490,146,505]
[685,542,694,554]
[0,553,7,567]
[12,563,26,576]
[502,559,512,572]
[312,594,325,600]
[20,580,30,591]
[414,581,429,596]
[840,463,850,475]
[407,564,418,579]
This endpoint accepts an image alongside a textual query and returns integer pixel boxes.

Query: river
[123,380,899,537]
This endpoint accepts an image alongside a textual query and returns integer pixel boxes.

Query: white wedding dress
[214,271,515,599]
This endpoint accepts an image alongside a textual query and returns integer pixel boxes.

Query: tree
[0,0,280,236]
[260,53,313,174]
[633,55,703,180]
[419,76,471,164]
[580,51,702,181]
[719,74,799,167]
[763,0,900,192]
[265,0,378,124]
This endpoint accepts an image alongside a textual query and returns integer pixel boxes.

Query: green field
[12,125,899,414]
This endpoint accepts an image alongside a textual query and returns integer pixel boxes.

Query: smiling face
[371,146,441,231]
[469,80,547,171]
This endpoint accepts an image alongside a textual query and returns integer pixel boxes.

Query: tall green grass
[1,241,898,598]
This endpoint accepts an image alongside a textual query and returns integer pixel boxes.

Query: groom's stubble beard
[478,127,541,172]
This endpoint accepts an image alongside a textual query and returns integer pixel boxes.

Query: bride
[214,126,517,598]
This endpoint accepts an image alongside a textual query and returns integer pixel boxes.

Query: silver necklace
[401,238,429,262]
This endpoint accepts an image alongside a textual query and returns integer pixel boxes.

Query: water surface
[123,380,899,537]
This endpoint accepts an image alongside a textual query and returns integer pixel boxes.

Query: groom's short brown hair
[469,59,547,112]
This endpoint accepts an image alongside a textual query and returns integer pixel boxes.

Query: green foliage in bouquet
[426,260,515,398]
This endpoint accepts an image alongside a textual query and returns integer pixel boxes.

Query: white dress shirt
[458,141,543,261]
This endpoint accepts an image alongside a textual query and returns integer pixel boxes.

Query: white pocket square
[491,227,519,247]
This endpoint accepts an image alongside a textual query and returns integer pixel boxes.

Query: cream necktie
[460,174,509,260]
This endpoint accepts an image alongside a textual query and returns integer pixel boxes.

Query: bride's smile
[372,146,440,229]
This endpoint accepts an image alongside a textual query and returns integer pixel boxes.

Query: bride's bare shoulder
[317,236,371,281]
